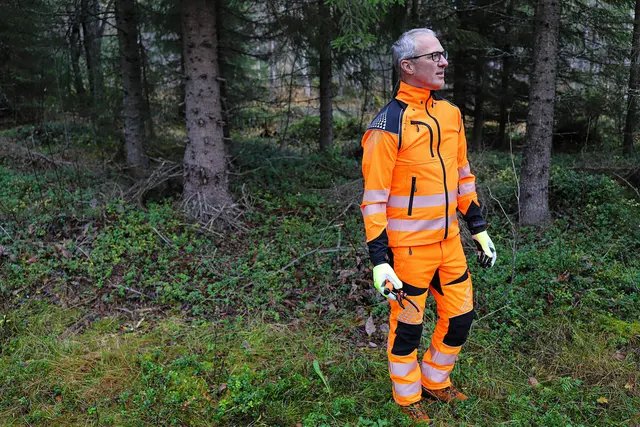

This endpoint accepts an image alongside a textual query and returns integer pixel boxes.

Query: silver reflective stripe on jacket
[361,203,387,218]
[458,163,472,179]
[458,182,476,196]
[387,214,458,232]
[388,190,457,209]
[362,189,390,203]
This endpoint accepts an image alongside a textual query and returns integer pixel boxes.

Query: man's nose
[439,57,449,67]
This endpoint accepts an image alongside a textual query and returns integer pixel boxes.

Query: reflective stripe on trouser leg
[387,247,432,405]
[388,303,426,405]
[422,237,474,390]
[388,353,422,405]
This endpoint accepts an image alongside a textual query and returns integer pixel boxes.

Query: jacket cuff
[461,201,488,235]
[367,229,389,266]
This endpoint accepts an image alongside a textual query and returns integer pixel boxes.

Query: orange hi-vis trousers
[386,234,474,406]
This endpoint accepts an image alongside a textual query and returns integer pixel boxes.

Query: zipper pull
[415,125,419,132]
[409,247,412,255]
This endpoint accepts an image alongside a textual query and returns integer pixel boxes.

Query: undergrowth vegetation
[0,128,639,425]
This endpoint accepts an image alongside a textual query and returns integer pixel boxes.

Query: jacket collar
[396,81,432,107]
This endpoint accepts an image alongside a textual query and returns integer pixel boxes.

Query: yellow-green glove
[472,231,496,268]
[372,263,403,300]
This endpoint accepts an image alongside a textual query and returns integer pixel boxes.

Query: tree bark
[452,49,468,119]
[471,55,488,152]
[115,0,147,170]
[318,0,333,152]
[214,0,230,142]
[498,0,514,149]
[301,55,311,97]
[139,33,155,140]
[181,0,233,212]
[623,0,640,155]
[81,0,104,106]
[269,40,277,103]
[69,20,86,96]
[520,0,560,226]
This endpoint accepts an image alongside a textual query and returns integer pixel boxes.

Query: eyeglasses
[407,51,448,62]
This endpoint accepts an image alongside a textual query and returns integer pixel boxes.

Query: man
[360,28,497,422]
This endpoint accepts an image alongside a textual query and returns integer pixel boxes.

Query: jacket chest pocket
[410,120,434,158]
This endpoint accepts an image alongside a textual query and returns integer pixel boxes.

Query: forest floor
[0,125,639,426]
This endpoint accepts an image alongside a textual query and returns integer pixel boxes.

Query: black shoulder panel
[367,99,406,136]
[433,91,459,109]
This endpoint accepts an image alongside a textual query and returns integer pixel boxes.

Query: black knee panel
[391,322,423,356]
[443,309,474,347]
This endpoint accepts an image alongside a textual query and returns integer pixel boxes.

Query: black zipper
[425,94,449,240]
[408,176,417,216]
[410,120,434,157]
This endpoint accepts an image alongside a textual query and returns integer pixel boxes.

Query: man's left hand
[472,231,496,268]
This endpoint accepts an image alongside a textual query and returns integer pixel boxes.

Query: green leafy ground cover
[0,132,639,426]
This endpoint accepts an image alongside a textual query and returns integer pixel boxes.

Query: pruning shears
[383,286,420,312]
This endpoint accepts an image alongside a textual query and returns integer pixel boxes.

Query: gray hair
[392,28,437,75]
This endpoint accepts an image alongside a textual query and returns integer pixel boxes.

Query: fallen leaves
[365,315,376,336]
[612,351,626,361]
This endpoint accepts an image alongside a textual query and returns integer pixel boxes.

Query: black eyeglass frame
[406,50,448,62]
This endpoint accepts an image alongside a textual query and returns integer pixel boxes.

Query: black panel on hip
[391,322,423,356]
[429,268,443,296]
[443,309,475,347]
[401,281,428,297]
[444,270,469,286]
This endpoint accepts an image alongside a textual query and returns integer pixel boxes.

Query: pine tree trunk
[81,0,104,105]
[69,21,85,96]
[301,55,311,97]
[214,0,231,142]
[115,0,147,170]
[623,0,640,155]
[520,0,560,226]
[497,0,513,149]
[181,0,233,213]
[471,56,487,152]
[318,0,333,152]
[498,54,511,149]
[269,40,277,103]
[452,49,467,119]
[139,34,155,140]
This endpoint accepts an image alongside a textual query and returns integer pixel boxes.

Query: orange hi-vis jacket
[361,81,487,265]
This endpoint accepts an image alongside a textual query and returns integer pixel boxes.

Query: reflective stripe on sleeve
[458,182,476,196]
[361,203,386,218]
[428,345,458,366]
[393,380,422,397]
[363,189,391,203]
[458,164,471,179]
[421,362,451,384]
[389,360,418,378]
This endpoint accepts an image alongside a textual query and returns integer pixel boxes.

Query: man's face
[401,34,449,90]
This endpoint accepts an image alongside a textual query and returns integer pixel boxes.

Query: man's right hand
[372,263,403,300]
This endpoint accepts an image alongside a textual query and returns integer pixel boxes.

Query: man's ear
[401,60,414,76]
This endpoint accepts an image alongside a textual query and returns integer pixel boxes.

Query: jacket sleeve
[456,112,487,235]
[361,128,398,265]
